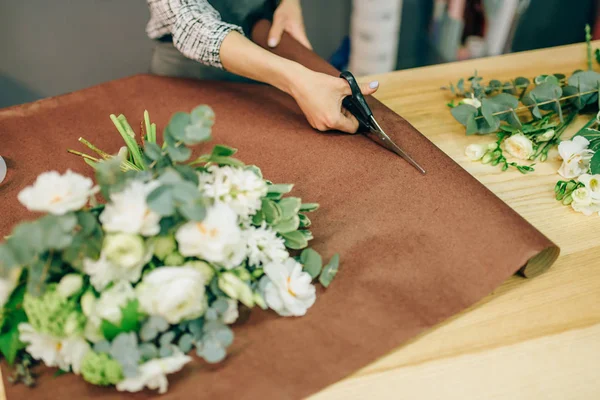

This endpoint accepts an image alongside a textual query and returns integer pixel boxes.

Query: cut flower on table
[0,105,341,392]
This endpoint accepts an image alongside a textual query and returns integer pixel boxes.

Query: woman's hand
[268,0,312,49]
[289,67,379,133]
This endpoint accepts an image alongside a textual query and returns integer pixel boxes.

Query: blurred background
[0,0,598,108]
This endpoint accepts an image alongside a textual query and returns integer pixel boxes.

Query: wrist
[272,60,309,97]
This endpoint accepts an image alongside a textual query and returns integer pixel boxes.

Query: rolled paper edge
[519,245,561,278]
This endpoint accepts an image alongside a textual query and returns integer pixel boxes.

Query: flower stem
[78,137,111,159]
[586,24,593,71]
[67,149,99,162]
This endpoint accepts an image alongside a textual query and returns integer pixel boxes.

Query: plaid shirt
[146,0,244,69]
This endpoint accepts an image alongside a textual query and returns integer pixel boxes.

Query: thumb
[336,109,360,134]
[268,18,285,48]
[358,80,379,96]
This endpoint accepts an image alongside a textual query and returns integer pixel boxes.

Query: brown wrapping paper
[0,20,558,399]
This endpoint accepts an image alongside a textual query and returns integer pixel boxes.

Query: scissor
[340,71,426,174]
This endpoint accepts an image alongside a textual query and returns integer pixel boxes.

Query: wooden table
[2,43,599,400]
[310,42,600,399]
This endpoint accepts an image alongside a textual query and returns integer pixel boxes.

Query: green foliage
[555,180,583,205]
[189,144,244,167]
[195,320,234,364]
[109,332,141,377]
[23,285,83,337]
[101,300,142,341]
[140,316,169,342]
[319,254,340,288]
[0,284,27,364]
[147,168,206,221]
[300,248,322,279]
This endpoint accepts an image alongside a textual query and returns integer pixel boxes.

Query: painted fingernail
[268,38,278,47]
[369,81,379,89]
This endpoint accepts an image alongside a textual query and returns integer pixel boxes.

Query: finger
[358,80,379,96]
[335,112,360,134]
[268,18,286,48]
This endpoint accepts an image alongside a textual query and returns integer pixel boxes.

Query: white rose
[461,95,481,108]
[83,236,152,291]
[578,174,600,200]
[136,266,207,324]
[175,204,244,267]
[571,187,600,216]
[558,136,595,179]
[503,133,533,160]
[263,258,316,317]
[218,272,254,307]
[537,129,555,142]
[17,170,96,215]
[116,352,192,394]
[95,281,135,325]
[100,180,161,236]
[57,274,83,298]
[465,144,487,161]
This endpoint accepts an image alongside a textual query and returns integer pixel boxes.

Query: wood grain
[2,42,599,399]
[310,42,600,399]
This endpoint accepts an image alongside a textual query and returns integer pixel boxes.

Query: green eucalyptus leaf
[190,105,215,127]
[278,197,301,219]
[480,98,498,127]
[280,231,308,250]
[318,254,340,288]
[567,70,600,106]
[450,104,478,126]
[173,164,199,185]
[183,125,211,144]
[300,248,322,279]
[272,215,300,233]
[147,185,176,216]
[109,332,140,378]
[144,142,163,161]
[166,112,191,142]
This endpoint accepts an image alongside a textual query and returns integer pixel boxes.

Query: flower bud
[537,129,555,142]
[184,260,215,283]
[218,272,254,308]
[465,144,486,161]
[164,252,185,266]
[487,142,498,151]
[152,236,177,261]
[80,291,96,317]
[481,151,494,164]
[57,274,83,298]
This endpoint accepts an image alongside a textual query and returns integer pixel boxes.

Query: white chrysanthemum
[175,204,244,268]
[245,224,288,267]
[18,323,90,374]
[100,180,161,236]
[136,267,207,324]
[116,353,192,394]
[558,136,595,178]
[199,166,267,220]
[263,258,316,317]
[17,170,96,215]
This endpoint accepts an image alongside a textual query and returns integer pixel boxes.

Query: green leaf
[144,142,163,161]
[251,209,264,225]
[173,164,199,185]
[183,125,211,144]
[267,184,294,195]
[298,213,311,228]
[164,132,192,162]
[261,199,281,225]
[590,151,600,174]
[190,105,215,127]
[208,155,245,167]
[272,215,300,233]
[300,248,322,279]
[318,254,340,288]
[178,202,206,221]
[480,98,498,127]
[147,185,176,216]
[101,300,141,341]
[211,145,237,157]
[278,197,301,219]
[280,231,308,250]
[567,70,600,106]
[62,211,104,269]
[245,165,262,178]
[109,332,140,378]
[299,203,319,212]
[450,104,478,126]
[0,285,27,364]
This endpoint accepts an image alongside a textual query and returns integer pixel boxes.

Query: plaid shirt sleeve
[146,0,245,69]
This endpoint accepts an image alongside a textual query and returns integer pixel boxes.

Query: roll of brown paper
[0,20,558,400]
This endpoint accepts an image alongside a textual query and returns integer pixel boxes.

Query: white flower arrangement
[0,106,340,392]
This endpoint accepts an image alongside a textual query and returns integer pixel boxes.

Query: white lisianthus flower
[18,323,90,374]
[221,299,239,324]
[578,174,600,201]
[17,170,96,215]
[83,235,152,291]
[461,94,481,108]
[464,143,487,161]
[0,268,21,308]
[116,353,192,394]
[537,129,555,142]
[100,180,161,236]
[136,266,207,324]
[175,204,244,267]
[558,136,595,178]
[245,224,288,267]
[570,187,600,216]
[57,274,83,298]
[263,258,316,317]
[198,166,267,220]
[503,133,533,160]
[95,281,135,325]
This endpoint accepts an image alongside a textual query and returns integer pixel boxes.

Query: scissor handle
[340,71,373,131]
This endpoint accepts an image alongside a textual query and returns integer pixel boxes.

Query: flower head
[17,170,96,215]
[578,174,600,200]
[116,353,192,394]
[23,285,84,337]
[136,266,207,324]
[218,272,254,307]
[262,258,316,317]
[199,166,267,220]
[175,204,244,268]
[81,351,123,385]
[95,281,135,325]
[537,129,555,142]
[245,224,288,267]
[464,143,487,161]
[558,136,595,178]
[100,180,161,236]
[57,274,83,298]
[503,133,533,160]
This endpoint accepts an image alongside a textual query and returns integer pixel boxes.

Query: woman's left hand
[268,0,312,50]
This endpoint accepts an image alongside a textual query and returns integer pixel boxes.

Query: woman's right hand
[287,67,379,133]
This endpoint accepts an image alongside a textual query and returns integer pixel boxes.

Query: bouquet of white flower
[0,105,339,393]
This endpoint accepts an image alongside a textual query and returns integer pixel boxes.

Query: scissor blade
[368,118,426,174]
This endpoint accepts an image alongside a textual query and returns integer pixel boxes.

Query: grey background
[0,0,594,108]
